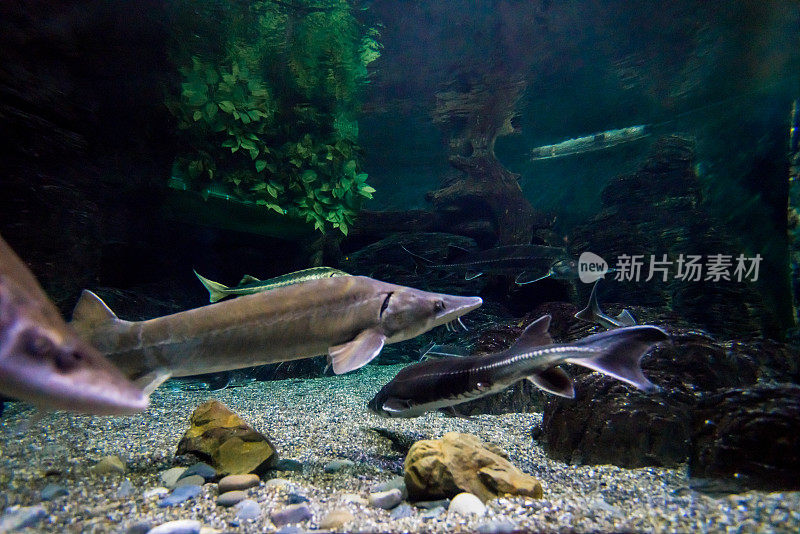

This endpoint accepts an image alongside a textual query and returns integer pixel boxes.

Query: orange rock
[177,400,277,476]
[404,432,542,502]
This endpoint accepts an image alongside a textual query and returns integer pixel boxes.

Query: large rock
[404,432,542,502]
[689,384,800,491]
[176,400,277,476]
[541,328,798,470]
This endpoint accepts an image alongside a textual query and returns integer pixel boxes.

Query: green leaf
[251,183,267,191]
[266,183,277,197]
[219,101,235,113]
[339,223,349,236]
[301,170,317,184]
[192,110,203,121]
[343,159,357,177]
[205,102,218,119]
[222,139,237,148]
[255,160,267,173]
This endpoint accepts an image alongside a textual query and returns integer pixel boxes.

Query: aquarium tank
[0,1,798,532]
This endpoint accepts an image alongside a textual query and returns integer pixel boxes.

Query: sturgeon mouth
[434,296,482,329]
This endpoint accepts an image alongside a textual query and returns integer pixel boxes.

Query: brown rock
[319,509,354,530]
[404,432,542,502]
[218,474,261,493]
[176,400,277,476]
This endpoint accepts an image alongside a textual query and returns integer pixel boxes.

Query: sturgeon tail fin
[194,270,229,303]
[565,325,668,392]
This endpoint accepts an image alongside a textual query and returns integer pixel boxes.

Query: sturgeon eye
[434,300,446,312]
[379,292,393,317]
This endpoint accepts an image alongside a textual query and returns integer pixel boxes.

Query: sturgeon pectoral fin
[464,271,483,280]
[135,369,172,396]
[527,367,575,398]
[329,329,386,374]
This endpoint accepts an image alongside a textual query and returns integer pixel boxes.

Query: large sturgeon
[368,315,667,418]
[70,276,482,388]
[0,235,147,415]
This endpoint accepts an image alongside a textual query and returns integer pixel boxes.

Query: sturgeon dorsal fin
[575,279,602,323]
[71,290,119,329]
[328,329,386,374]
[238,274,261,285]
[527,367,575,398]
[508,315,553,353]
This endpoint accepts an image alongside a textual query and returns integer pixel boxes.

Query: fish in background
[70,275,482,392]
[418,341,471,361]
[0,235,148,415]
[403,244,573,285]
[574,279,636,329]
[195,266,350,303]
[368,315,666,418]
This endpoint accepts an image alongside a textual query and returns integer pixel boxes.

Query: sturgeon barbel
[70,275,482,389]
[368,315,667,418]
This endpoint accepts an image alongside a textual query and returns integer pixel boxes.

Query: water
[0,1,798,532]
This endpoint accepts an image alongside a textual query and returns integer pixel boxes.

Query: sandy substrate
[0,364,798,533]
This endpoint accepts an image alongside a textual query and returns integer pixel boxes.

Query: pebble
[323,459,354,473]
[448,492,486,516]
[420,506,446,520]
[217,490,247,507]
[146,519,202,534]
[91,455,126,475]
[373,476,408,499]
[270,503,312,526]
[235,499,262,520]
[476,519,520,534]
[117,479,135,498]
[390,503,415,520]
[286,492,309,505]
[40,483,68,501]
[275,527,305,534]
[174,475,206,488]
[218,474,260,493]
[0,505,47,531]
[159,467,187,488]
[143,487,169,500]
[158,485,203,507]
[179,462,216,482]
[319,509,354,530]
[368,488,403,509]
[272,459,304,472]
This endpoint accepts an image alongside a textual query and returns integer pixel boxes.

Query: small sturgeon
[70,276,482,389]
[0,235,148,415]
[368,315,667,418]
[195,267,350,303]
[574,279,636,329]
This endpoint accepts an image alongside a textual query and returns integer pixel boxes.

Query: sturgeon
[194,266,350,303]
[0,235,148,415]
[70,275,482,388]
[368,315,667,418]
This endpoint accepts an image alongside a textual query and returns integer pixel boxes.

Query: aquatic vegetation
[167,0,380,235]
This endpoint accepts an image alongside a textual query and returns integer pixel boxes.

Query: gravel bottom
[0,364,798,533]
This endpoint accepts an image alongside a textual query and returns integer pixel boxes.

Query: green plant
[167,0,380,235]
